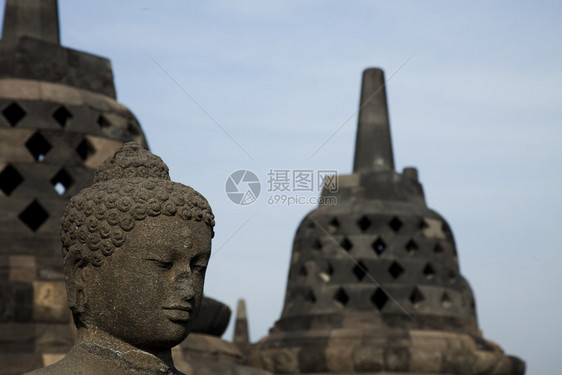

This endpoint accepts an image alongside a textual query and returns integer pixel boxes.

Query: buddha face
[83,215,212,352]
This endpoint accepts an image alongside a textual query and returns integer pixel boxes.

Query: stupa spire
[353,68,395,173]
[233,299,251,358]
[233,299,250,347]
[2,0,60,44]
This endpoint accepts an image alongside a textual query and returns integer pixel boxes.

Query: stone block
[260,348,300,374]
[9,255,36,282]
[83,135,122,169]
[409,329,449,351]
[409,348,442,373]
[0,79,41,101]
[325,346,353,373]
[352,346,384,372]
[0,322,36,353]
[0,128,35,162]
[473,350,498,374]
[32,281,68,323]
[0,353,43,375]
[298,346,327,373]
[421,217,446,239]
[384,347,409,372]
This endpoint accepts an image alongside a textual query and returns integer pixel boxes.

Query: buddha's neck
[77,326,174,368]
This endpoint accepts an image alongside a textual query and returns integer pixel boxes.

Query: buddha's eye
[147,259,173,270]
[192,264,207,274]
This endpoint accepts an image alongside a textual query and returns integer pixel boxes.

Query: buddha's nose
[174,272,196,302]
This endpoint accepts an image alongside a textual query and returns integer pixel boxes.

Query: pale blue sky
[3,1,561,374]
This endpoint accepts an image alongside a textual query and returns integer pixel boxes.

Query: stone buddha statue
[26,143,215,375]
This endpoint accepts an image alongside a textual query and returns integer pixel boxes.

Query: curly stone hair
[60,143,215,268]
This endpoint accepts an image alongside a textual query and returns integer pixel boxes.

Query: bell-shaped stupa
[253,68,525,374]
[0,1,147,373]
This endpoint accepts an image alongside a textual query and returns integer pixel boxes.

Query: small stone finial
[233,299,250,350]
[352,68,395,173]
[402,166,419,181]
[2,0,60,44]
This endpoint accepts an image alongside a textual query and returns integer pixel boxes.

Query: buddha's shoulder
[24,346,92,375]
[24,357,77,375]
[24,345,114,375]
[23,344,186,375]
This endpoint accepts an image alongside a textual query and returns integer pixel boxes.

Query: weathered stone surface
[353,68,394,173]
[181,333,243,364]
[0,2,273,374]
[254,68,525,374]
[233,299,251,356]
[32,280,68,322]
[0,0,115,98]
[0,1,149,372]
[25,143,215,374]
[2,0,60,44]
[325,346,353,373]
[408,348,442,373]
[353,346,384,372]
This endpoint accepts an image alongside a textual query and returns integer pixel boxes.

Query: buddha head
[60,142,215,353]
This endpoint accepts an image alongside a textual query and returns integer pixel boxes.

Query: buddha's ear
[63,246,89,327]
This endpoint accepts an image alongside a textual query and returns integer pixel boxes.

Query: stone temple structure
[0,1,524,374]
[0,1,147,373]
[253,69,525,374]
[0,2,269,374]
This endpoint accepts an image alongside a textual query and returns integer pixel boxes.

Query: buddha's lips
[162,305,192,312]
[162,306,192,322]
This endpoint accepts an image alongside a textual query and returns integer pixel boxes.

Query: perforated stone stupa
[0,2,274,374]
[0,1,147,373]
[253,68,525,374]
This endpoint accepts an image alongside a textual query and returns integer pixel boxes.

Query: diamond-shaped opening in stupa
[51,168,73,196]
[52,106,73,127]
[372,237,386,255]
[333,288,349,307]
[352,261,368,281]
[388,216,403,232]
[357,215,371,232]
[25,132,52,162]
[3,102,26,126]
[388,261,404,279]
[340,237,353,252]
[371,288,388,310]
[19,200,49,232]
[0,164,24,196]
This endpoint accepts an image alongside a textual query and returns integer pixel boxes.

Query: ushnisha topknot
[93,142,170,183]
[61,142,215,267]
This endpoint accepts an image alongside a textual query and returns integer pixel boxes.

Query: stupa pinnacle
[353,68,394,173]
[0,1,147,373]
[253,68,525,374]
[2,0,60,44]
